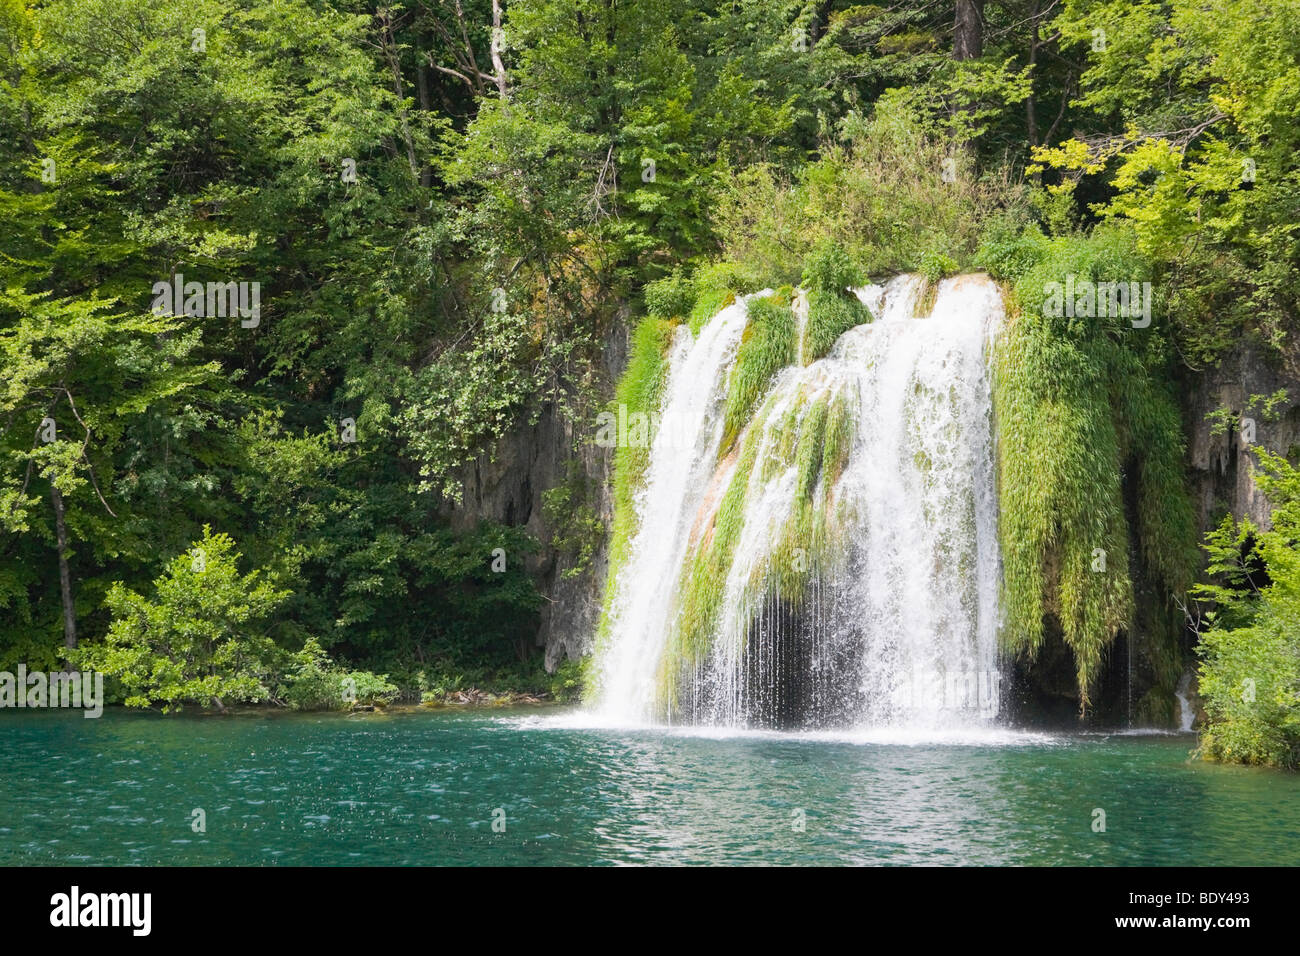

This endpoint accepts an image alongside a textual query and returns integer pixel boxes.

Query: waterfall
[592,275,1005,730]
[592,295,759,723]
[1175,669,1196,732]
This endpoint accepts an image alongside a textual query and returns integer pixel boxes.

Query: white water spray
[593,275,1005,730]
[592,295,759,723]
[1175,669,1197,732]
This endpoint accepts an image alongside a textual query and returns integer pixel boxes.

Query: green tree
[75,527,290,712]
[1033,0,1300,363]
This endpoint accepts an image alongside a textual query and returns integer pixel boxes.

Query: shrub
[73,528,288,712]
[643,269,696,318]
[801,240,865,293]
[282,639,400,710]
[711,95,1026,285]
[1194,451,1300,768]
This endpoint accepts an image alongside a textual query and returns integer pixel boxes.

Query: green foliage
[73,528,289,712]
[542,470,605,580]
[340,670,400,708]
[803,289,871,364]
[1193,451,1300,768]
[1206,406,1239,440]
[0,0,568,692]
[1200,390,1286,442]
[3,0,1297,722]
[281,638,398,711]
[416,653,578,704]
[976,219,1052,283]
[919,250,958,285]
[403,522,544,670]
[718,295,796,456]
[687,262,767,334]
[801,240,865,294]
[281,639,345,711]
[607,315,677,565]
[1035,0,1300,365]
[548,656,587,703]
[712,96,1027,287]
[402,307,544,502]
[1252,390,1290,423]
[643,269,697,319]
[994,225,1197,707]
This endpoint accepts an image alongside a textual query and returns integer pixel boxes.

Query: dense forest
[1,0,1297,766]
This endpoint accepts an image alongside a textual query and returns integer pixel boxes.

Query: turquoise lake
[3,707,1298,866]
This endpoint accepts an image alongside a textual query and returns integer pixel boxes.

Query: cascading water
[592,295,760,724]
[592,275,1005,730]
[1175,669,1197,732]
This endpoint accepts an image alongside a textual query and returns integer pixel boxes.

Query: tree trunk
[490,0,508,99]
[953,0,984,60]
[416,59,434,188]
[50,482,77,650]
[1026,2,1039,146]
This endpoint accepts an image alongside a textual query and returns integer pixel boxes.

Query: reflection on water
[1,708,1297,866]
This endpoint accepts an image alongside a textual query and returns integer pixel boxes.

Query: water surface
[2,708,1297,865]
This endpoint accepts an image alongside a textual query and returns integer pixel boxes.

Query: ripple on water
[1,709,1297,866]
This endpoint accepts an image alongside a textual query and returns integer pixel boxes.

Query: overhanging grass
[803,288,871,362]
[658,383,855,712]
[993,226,1197,709]
[718,295,795,456]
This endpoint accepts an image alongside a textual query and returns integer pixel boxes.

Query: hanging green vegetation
[990,224,1198,708]
[795,240,874,363]
[761,388,855,603]
[592,316,679,661]
[591,266,779,700]
[804,290,871,363]
[658,381,855,712]
[718,294,796,456]
[657,413,762,712]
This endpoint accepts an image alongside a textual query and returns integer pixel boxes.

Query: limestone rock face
[1184,339,1300,533]
[439,310,629,671]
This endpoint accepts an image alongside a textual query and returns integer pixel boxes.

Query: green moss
[993,227,1197,710]
[718,295,796,456]
[804,288,870,362]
